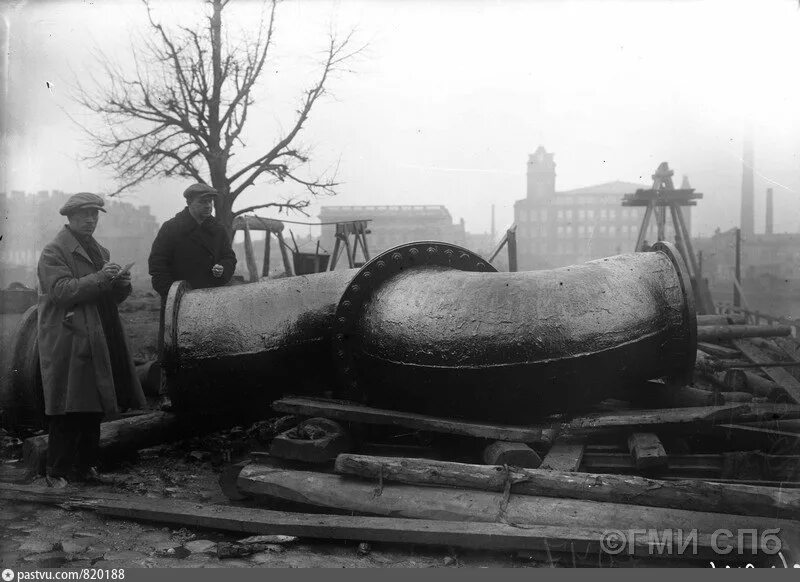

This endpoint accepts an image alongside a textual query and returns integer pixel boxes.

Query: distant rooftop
[559,181,650,196]
[320,205,453,217]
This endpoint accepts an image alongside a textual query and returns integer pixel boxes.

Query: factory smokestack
[740,124,755,238]
[766,188,774,235]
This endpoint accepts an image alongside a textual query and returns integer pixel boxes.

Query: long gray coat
[37,227,146,416]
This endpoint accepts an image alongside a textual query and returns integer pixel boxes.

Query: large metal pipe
[333,241,696,423]
[162,269,356,412]
[4,242,697,429]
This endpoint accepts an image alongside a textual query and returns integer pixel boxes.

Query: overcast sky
[5,0,800,239]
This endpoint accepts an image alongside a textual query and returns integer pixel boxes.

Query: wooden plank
[733,340,800,403]
[565,404,748,430]
[334,454,800,521]
[697,315,747,327]
[627,433,668,470]
[698,342,741,358]
[581,451,799,481]
[734,403,800,422]
[537,439,584,472]
[272,397,542,443]
[717,424,800,440]
[0,483,742,559]
[235,464,797,537]
[698,325,792,342]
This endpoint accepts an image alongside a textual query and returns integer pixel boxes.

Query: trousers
[46,413,103,479]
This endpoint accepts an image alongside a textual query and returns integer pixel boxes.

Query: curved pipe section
[337,241,696,423]
[160,241,695,423]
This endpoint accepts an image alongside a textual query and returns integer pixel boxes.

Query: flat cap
[183,183,218,200]
[59,192,107,216]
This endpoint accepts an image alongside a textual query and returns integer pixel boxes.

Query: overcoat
[148,207,237,297]
[37,227,147,416]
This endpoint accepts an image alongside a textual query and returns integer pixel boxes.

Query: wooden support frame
[231,215,293,278]
[625,162,716,313]
[327,220,371,271]
[488,224,518,272]
[261,233,271,278]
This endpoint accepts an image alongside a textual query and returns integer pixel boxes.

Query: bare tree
[75,0,362,233]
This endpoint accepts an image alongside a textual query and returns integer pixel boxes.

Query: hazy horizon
[4,0,800,240]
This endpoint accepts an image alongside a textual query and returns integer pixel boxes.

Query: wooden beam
[697,341,741,358]
[242,220,259,283]
[482,441,541,468]
[540,440,584,472]
[581,451,799,481]
[334,454,800,521]
[261,232,271,278]
[341,234,355,268]
[635,202,655,251]
[627,433,668,471]
[23,411,180,475]
[235,464,796,539]
[733,340,800,404]
[698,325,792,342]
[0,483,745,559]
[275,232,294,276]
[272,397,542,443]
[564,404,749,431]
[232,215,284,233]
[717,424,800,440]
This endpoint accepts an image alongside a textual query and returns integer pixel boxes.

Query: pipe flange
[162,280,190,375]
[333,241,496,399]
[650,241,698,381]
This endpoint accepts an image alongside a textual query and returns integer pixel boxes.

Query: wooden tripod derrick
[328,220,372,271]
[623,162,714,314]
[232,215,294,279]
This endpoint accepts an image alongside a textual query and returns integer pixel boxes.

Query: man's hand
[112,270,131,286]
[101,262,121,280]
[211,264,224,278]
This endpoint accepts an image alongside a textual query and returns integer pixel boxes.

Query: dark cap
[183,183,219,201]
[59,192,107,216]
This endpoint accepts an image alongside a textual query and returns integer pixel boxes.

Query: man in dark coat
[148,183,237,297]
[37,192,147,486]
[148,184,237,408]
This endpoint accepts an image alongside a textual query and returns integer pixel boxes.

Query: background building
[514,147,693,270]
[0,190,159,288]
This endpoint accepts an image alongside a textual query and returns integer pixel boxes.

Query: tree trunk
[214,186,235,240]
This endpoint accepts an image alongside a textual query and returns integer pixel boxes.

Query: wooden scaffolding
[328,220,372,271]
[623,162,715,314]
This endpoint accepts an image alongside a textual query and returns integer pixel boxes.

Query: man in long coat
[37,192,146,485]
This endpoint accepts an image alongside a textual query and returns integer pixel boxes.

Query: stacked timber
[214,390,800,564]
